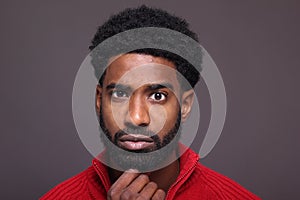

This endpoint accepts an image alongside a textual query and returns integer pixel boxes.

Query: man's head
[91,5,200,171]
[90,5,201,90]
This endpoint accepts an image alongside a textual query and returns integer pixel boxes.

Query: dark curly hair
[89,5,201,89]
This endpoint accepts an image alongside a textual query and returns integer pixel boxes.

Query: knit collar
[92,143,200,193]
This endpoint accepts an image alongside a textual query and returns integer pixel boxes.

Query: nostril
[124,121,149,129]
[128,108,150,127]
[130,113,150,127]
[138,122,149,127]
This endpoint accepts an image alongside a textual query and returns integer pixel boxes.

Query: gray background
[0,0,299,199]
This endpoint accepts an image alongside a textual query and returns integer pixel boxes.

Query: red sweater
[41,148,260,199]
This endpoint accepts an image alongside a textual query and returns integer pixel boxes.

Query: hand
[107,169,166,200]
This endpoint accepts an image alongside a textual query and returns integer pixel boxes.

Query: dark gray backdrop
[1,0,299,199]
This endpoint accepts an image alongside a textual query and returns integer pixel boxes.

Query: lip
[118,134,154,151]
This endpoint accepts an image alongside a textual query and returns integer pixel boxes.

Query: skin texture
[96,54,195,199]
[107,170,166,200]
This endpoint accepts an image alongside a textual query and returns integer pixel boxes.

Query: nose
[126,94,150,127]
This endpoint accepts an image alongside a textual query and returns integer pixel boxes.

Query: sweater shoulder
[193,163,261,200]
[40,166,94,200]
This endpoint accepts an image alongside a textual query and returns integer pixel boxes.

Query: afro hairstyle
[89,5,201,89]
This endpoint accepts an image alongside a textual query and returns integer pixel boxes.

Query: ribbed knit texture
[41,148,260,200]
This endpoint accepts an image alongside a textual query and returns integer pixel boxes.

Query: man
[41,5,260,200]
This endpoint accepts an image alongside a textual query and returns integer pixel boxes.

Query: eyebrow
[106,83,174,91]
[106,83,131,91]
[148,83,174,91]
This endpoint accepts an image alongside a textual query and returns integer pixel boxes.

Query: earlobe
[96,85,102,116]
[181,89,194,122]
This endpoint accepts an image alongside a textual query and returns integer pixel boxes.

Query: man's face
[96,53,193,170]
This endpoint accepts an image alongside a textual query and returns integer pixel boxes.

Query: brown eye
[149,92,167,101]
[111,90,129,98]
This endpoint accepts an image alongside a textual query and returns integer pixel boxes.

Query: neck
[108,151,180,192]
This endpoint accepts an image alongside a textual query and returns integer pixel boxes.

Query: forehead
[104,54,179,89]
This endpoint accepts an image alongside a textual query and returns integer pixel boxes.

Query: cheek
[159,102,180,131]
[101,100,119,132]
[102,97,128,131]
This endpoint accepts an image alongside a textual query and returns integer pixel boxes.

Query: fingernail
[127,169,139,173]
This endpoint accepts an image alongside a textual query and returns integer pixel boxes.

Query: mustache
[119,127,157,136]
[114,128,161,148]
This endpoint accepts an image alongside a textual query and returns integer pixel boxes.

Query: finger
[136,182,158,200]
[151,189,166,200]
[112,169,140,189]
[108,169,140,199]
[119,191,139,200]
[119,174,150,200]
[125,174,150,193]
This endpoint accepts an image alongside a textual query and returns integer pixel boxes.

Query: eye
[149,92,167,102]
[111,90,129,99]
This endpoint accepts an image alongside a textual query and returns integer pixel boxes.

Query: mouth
[118,134,155,151]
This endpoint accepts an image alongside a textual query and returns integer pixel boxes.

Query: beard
[99,107,182,172]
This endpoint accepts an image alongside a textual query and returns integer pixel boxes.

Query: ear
[180,89,194,122]
[95,84,102,116]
